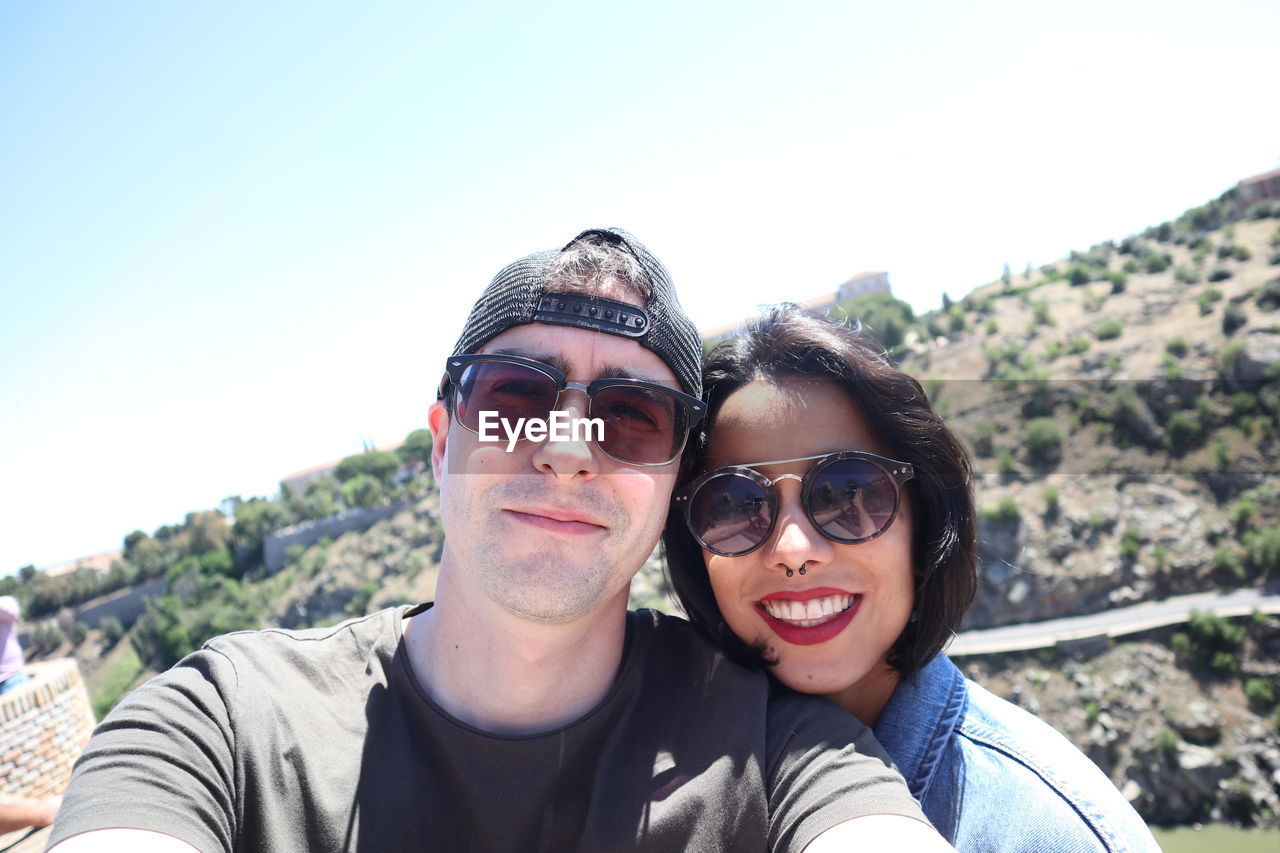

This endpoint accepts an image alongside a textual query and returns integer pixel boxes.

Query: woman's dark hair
[662,303,977,682]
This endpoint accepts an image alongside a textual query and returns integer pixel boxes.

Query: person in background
[0,595,31,695]
[664,303,1160,851]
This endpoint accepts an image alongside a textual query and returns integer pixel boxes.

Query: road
[947,587,1280,656]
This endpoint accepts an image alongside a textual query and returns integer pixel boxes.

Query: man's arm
[805,814,955,851]
[49,828,200,853]
[47,650,238,853]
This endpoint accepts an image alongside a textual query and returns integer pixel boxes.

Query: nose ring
[784,562,808,578]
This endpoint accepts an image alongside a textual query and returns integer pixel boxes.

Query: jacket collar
[873,654,967,801]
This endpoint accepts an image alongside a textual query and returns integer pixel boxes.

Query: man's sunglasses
[439,354,705,466]
[674,451,915,557]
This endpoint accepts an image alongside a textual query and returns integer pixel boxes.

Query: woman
[663,304,1159,851]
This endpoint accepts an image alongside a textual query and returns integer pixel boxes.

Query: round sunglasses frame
[439,353,706,467]
[675,451,916,557]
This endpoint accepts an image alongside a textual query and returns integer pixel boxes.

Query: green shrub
[1245,678,1277,712]
[1155,728,1182,752]
[1043,486,1061,517]
[100,616,125,646]
[985,319,999,335]
[1256,277,1280,310]
[1032,299,1052,326]
[1213,437,1231,468]
[1217,243,1237,259]
[1108,270,1128,294]
[1119,526,1142,561]
[1223,302,1247,335]
[1142,252,1172,274]
[1023,418,1063,466]
[1248,527,1280,577]
[1165,337,1189,358]
[1211,547,1244,581]
[1067,265,1091,286]
[1044,340,1062,360]
[996,448,1016,476]
[1207,266,1233,283]
[1171,632,1192,660]
[67,621,88,647]
[972,420,997,456]
[1233,245,1252,262]
[1174,265,1200,285]
[980,498,1021,525]
[341,473,385,509]
[1164,411,1202,454]
[1229,391,1258,419]
[1231,498,1257,531]
[1198,287,1224,314]
[1094,318,1123,340]
[1069,336,1091,355]
[1221,340,1246,375]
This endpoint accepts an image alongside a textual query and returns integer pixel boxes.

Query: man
[49,228,948,851]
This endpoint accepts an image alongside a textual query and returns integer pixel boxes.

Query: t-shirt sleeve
[0,595,18,623]
[49,648,241,853]
[765,691,928,853]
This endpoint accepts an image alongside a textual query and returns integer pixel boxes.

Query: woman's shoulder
[949,668,1160,852]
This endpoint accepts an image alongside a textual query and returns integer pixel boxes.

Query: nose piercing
[784,562,808,578]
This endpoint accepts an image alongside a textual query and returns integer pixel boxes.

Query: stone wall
[72,577,166,629]
[0,659,95,799]
[263,498,412,575]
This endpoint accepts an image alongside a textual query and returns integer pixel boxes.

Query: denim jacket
[874,654,1160,852]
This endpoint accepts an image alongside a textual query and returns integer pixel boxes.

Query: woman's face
[701,378,915,719]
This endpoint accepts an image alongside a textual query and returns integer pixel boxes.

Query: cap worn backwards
[450,227,703,398]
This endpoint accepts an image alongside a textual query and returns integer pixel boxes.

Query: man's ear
[428,400,451,479]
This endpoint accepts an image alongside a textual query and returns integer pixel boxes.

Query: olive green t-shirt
[53,606,922,852]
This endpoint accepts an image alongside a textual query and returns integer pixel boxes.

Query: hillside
[12,190,1280,829]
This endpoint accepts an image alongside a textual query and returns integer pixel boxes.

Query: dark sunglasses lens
[688,473,772,555]
[592,385,685,465]
[808,458,899,542]
[455,361,558,430]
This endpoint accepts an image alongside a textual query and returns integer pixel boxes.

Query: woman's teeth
[761,594,857,627]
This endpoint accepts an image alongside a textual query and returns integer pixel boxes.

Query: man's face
[429,321,683,625]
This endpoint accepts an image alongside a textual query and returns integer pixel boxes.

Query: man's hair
[545,232,653,304]
[661,303,977,682]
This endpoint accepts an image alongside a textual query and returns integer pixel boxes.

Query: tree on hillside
[342,474,385,509]
[335,450,399,486]
[398,429,433,467]
[232,497,293,564]
[837,292,915,351]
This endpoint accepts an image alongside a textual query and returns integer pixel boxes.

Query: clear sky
[2,0,1277,574]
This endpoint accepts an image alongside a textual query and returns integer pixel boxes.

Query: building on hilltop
[1236,166,1280,214]
[279,440,410,497]
[702,271,892,347]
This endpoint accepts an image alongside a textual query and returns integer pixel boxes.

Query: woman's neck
[824,662,901,728]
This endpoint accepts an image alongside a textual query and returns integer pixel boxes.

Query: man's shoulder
[194,606,403,685]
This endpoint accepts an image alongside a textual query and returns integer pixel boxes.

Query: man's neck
[403,562,630,735]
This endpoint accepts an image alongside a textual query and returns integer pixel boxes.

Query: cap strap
[532,292,650,339]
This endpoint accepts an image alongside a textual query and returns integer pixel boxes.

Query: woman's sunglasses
[675,451,915,557]
[439,354,705,466]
